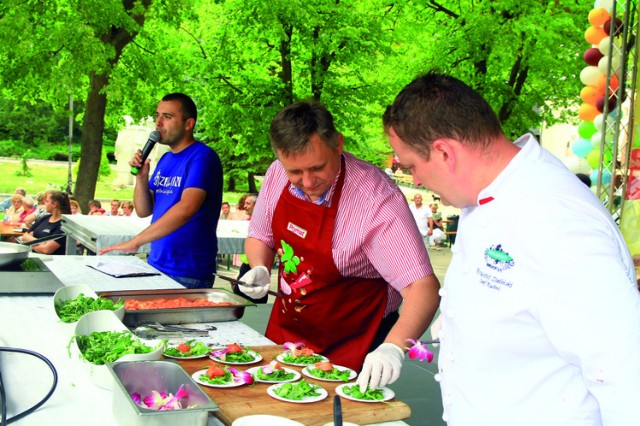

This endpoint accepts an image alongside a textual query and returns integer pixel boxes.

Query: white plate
[232,415,304,426]
[335,383,395,402]
[191,368,246,388]
[276,352,328,367]
[245,366,301,383]
[163,351,208,360]
[210,349,263,365]
[267,382,328,404]
[301,364,356,382]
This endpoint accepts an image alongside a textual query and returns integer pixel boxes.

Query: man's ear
[431,139,456,171]
[185,117,196,132]
[336,134,344,155]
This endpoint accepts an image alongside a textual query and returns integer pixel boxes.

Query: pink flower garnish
[261,360,279,375]
[283,341,304,351]
[229,367,254,385]
[131,385,190,410]
[211,348,229,358]
[406,339,434,363]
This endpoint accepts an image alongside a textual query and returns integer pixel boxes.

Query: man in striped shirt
[237,101,440,392]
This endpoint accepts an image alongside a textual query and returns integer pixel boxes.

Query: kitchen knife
[333,395,343,426]
[213,272,278,297]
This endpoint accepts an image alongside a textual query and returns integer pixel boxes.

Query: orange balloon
[579,103,599,121]
[609,74,620,91]
[585,26,607,45]
[580,85,599,105]
[588,8,610,26]
[593,74,608,95]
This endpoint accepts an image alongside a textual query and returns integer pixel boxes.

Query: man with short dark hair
[384,71,640,425]
[238,101,440,391]
[100,93,223,289]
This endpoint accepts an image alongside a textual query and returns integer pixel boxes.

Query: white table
[0,255,407,426]
[0,255,272,426]
[61,215,249,255]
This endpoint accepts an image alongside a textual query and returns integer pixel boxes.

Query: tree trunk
[228,175,236,192]
[248,172,257,193]
[279,22,293,105]
[74,72,109,209]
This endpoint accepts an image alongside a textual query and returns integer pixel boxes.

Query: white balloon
[598,0,615,13]
[562,156,591,174]
[591,132,603,148]
[599,37,612,55]
[580,66,603,86]
[594,114,605,131]
[598,55,622,74]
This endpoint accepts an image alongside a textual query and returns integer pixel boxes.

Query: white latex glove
[237,266,271,299]
[356,342,405,392]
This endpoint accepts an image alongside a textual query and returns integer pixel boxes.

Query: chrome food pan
[98,288,255,326]
[108,360,218,426]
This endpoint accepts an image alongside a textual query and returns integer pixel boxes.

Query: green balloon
[578,121,597,139]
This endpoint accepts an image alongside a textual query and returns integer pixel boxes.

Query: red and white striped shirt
[249,152,434,314]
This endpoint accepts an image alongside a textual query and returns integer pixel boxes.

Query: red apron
[265,157,388,370]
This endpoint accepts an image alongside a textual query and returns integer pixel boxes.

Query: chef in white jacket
[383,71,640,425]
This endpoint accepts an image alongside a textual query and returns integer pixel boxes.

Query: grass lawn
[0,159,247,205]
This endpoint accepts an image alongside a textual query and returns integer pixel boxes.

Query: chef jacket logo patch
[287,222,307,239]
[484,244,514,272]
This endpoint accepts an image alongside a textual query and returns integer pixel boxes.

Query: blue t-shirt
[147,141,223,278]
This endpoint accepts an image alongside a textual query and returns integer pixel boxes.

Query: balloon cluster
[575,0,623,186]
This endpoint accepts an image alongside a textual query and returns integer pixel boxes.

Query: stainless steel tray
[97,288,255,326]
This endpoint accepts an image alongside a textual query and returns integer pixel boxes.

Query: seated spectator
[428,203,446,248]
[6,194,24,223]
[229,194,249,220]
[88,199,106,215]
[70,199,81,214]
[20,191,70,255]
[220,202,231,220]
[23,192,47,228]
[107,199,122,216]
[16,197,36,225]
[0,188,26,211]
[121,201,135,216]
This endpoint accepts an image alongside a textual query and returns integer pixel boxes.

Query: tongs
[132,321,214,339]
[213,272,278,297]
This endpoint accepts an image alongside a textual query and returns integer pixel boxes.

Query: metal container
[108,360,218,426]
[0,242,31,268]
[98,288,255,326]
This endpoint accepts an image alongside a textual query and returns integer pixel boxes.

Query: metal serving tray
[98,288,255,326]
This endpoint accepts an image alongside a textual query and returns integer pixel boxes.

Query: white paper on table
[87,260,160,278]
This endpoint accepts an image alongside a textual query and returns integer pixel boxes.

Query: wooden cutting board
[178,345,411,425]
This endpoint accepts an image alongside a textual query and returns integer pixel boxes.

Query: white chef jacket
[438,134,640,425]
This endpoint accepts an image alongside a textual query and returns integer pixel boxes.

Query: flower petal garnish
[211,348,229,358]
[132,386,190,411]
[283,341,304,351]
[406,339,434,363]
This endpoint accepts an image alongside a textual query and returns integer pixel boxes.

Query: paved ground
[215,246,452,426]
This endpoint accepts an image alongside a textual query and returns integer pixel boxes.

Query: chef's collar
[474,133,535,207]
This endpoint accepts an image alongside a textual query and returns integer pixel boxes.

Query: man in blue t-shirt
[100,93,223,288]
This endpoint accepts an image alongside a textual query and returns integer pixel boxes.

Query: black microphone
[130,130,161,176]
